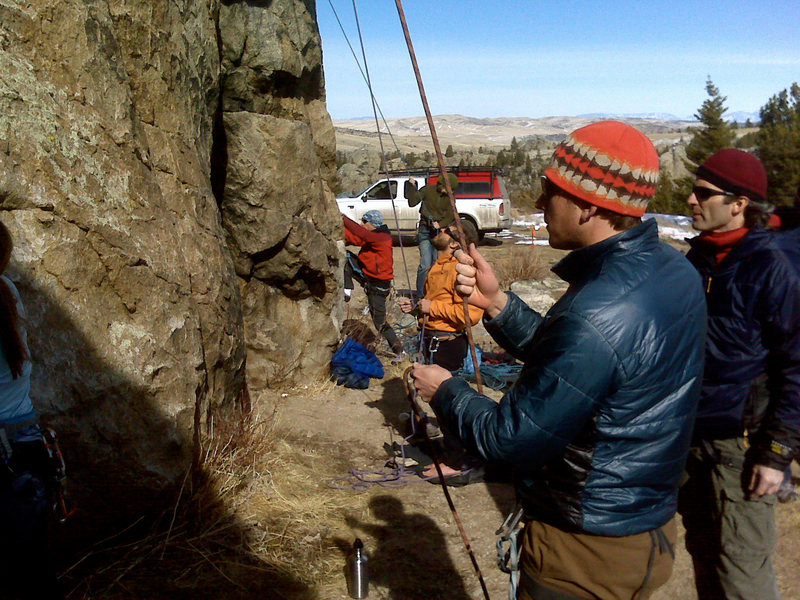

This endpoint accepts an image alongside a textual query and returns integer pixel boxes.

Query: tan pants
[518,518,677,600]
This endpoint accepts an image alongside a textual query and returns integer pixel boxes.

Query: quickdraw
[495,505,525,600]
[41,427,77,523]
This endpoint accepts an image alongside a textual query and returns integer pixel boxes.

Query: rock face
[217,1,343,390]
[510,279,568,314]
[0,1,341,508]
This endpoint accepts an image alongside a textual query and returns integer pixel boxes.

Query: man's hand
[398,298,413,314]
[748,464,784,497]
[417,298,431,314]
[432,220,440,230]
[412,362,452,402]
[453,243,508,318]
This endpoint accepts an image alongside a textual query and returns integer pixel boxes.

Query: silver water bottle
[346,538,369,598]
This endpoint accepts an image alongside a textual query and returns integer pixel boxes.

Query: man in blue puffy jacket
[412,121,706,600]
[679,149,800,600]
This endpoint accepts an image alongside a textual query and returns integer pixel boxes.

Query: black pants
[344,253,403,354]
[422,331,468,373]
[421,331,475,469]
[0,440,63,600]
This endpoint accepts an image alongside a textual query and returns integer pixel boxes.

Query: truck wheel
[458,219,479,245]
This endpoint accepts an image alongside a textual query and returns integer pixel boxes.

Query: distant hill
[333,114,698,152]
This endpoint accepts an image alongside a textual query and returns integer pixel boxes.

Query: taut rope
[394,0,484,393]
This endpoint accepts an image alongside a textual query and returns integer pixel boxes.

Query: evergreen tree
[684,77,736,168]
[445,144,454,157]
[669,78,737,211]
[756,82,800,205]
[649,170,689,216]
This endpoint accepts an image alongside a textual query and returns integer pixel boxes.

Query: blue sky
[316,0,800,120]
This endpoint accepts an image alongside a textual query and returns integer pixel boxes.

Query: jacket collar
[687,225,772,266]
[552,219,659,284]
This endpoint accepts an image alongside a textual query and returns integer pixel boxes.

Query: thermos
[346,538,369,598]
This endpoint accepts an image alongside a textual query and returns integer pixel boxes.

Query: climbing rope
[347,0,415,297]
[393,0,484,394]
[325,0,416,178]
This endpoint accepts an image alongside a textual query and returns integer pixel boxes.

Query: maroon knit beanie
[695,149,767,202]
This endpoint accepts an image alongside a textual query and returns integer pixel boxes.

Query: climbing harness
[496,505,525,600]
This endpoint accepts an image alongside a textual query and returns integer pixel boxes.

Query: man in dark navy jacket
[412,122,707,600]
[679,149,800,600]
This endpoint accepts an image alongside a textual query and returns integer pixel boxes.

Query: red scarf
[699,227,749,264]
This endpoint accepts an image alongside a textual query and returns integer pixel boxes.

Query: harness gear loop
[403,367,491,600]
[495,504,524,600]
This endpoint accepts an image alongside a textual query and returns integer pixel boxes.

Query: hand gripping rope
[403,367,491,600]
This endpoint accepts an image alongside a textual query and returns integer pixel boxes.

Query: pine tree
[445,144,454,157]
[671,78,737,209]
[684,78,736,168]
[756,82,800,205]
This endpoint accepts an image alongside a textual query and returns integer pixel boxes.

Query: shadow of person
[366,376,409,432]
[344,495,472,600]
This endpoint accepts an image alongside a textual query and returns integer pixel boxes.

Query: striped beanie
[544,120,660,217]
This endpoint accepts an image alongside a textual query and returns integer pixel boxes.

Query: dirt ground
[269,228,800,600]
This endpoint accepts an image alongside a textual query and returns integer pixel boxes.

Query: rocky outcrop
[510,279,568,314]
[0,0,341,508]
[217,1,343,390]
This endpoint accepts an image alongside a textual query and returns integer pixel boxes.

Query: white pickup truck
[337,168,511,241]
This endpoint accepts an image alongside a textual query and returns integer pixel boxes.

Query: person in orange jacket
[343,211,405,360]
[398,224,483,372]
[399,224,483,480]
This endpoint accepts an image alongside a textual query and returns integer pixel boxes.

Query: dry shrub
[61,407,364,599]
[494,246,551,288]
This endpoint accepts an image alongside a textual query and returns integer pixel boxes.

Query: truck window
[457,181,493,197]
[365,181,397,200]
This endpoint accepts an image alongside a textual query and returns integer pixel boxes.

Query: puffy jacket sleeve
[428,299,482,328]
[343,216,367,246]
[749,254,800,469]
[343,216,386,247]
[406,180,421,207]
[430,301,618,467]
[483,292,546,361]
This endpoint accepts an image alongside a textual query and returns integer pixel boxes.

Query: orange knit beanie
[544,120,660,217]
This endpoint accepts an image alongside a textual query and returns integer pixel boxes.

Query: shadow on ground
[335,495,473,600]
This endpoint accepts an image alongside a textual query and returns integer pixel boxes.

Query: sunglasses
[537,176,584,207]
[691,185,737,202]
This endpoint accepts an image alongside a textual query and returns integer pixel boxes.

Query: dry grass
[494,246,552,288]
[60,406,367,600]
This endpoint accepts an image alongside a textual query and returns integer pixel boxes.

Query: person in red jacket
[344,211,405,360]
